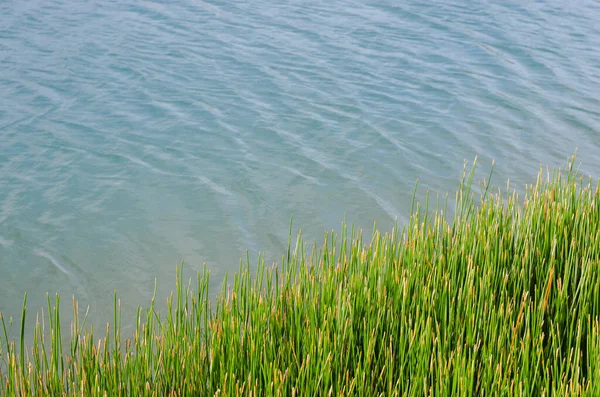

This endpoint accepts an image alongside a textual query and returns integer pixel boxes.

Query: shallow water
[1,0,599,325]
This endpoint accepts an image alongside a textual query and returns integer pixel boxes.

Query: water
[1,0,599,327]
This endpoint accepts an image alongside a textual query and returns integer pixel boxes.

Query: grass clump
[1,156,599,396]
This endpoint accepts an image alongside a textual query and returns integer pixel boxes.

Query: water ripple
[1,0,599,324]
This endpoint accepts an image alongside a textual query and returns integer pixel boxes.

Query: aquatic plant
[1,155,599,396]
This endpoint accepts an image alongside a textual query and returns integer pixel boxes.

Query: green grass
[1,155,599,396]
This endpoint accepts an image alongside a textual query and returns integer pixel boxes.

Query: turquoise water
[1,0,599,325]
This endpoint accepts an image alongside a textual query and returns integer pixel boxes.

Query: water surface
[1,0,599,325]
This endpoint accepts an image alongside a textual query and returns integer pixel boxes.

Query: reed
[1,155,599,396]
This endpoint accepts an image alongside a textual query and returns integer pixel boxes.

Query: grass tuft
[1,155,599,396]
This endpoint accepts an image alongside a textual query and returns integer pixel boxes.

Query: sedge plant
[1,155,599,396]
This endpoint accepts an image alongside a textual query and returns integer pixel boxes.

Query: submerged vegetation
[1,156,599,396]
